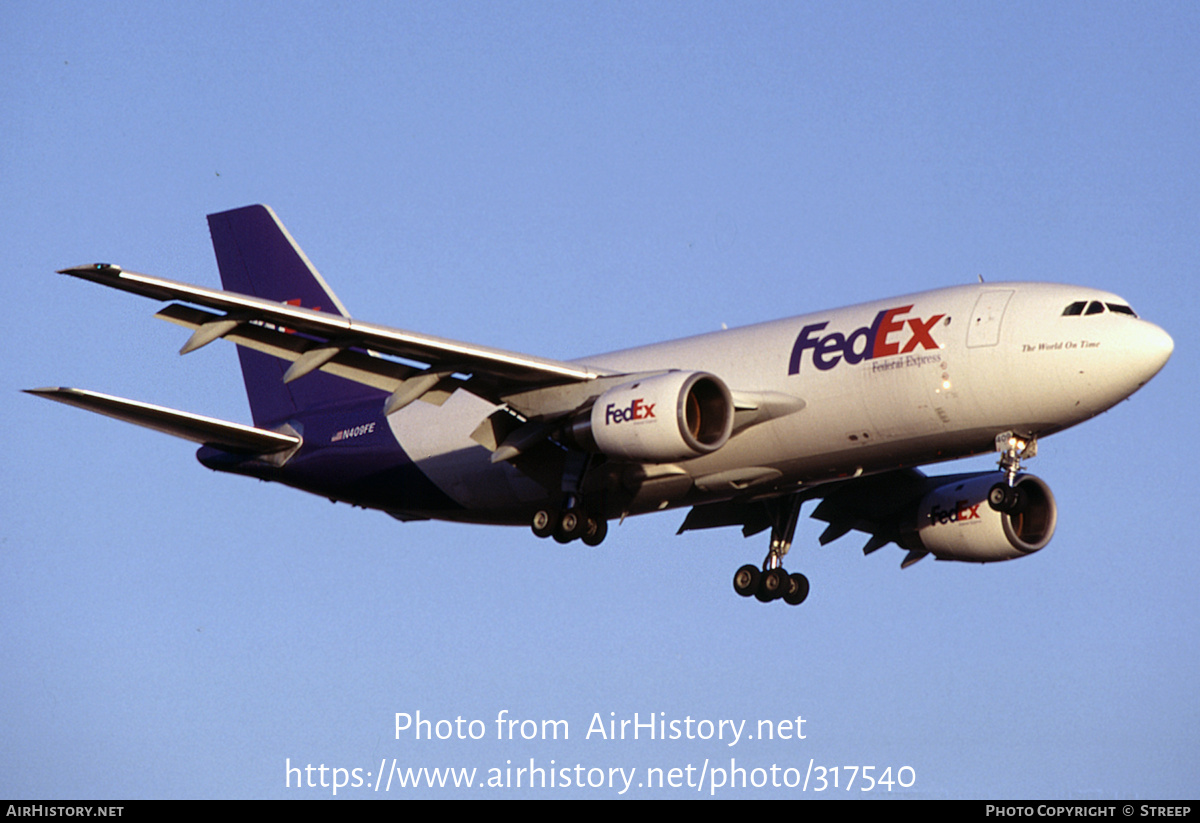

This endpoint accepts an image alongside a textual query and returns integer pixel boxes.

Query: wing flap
[25,387,300,454]
[677,468,933,556]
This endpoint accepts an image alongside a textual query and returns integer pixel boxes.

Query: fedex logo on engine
[788,304,945,373]
[929,500,982,526]
[605,399,656,425]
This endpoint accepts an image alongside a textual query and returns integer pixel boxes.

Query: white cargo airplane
[28,205,1174,606]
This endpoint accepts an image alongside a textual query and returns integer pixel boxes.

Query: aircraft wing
[57,264,613,408]
[676,468,934,562]
[55,263,804,440]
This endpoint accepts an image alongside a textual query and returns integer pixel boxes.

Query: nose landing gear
[988,431,1037,514]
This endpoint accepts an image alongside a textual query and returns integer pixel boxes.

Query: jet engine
[905,473,1057,562]
[569,371,734,462]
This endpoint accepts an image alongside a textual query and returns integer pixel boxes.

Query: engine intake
[570,371,734,462]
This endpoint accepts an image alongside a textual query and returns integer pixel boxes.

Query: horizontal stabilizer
[25,387,301,454]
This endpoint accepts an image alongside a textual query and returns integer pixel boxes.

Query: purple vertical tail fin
[207,205,383,426]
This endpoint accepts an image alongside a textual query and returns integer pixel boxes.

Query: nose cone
[1132,321,1174,387]
[1060,316,1174,417]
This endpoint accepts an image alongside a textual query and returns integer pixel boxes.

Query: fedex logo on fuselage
[788,304,945,373]
[605,399,656,425]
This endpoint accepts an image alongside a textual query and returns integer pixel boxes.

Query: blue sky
[3,1,1197,799]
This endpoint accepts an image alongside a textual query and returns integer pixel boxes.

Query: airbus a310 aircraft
[29,205,1173,606]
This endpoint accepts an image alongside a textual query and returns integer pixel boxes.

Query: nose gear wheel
[988,432,1037,514]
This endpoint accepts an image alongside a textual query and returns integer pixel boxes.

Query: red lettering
[901,314,945,353]
[871,306,912,358]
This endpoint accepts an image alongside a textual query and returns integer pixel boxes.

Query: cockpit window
[1062,300,1138,318]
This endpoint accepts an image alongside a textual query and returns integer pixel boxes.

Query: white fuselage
[385,282,1173,519]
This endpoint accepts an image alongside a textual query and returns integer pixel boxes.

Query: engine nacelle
[570,371,734,462]
[908,473,1057,562]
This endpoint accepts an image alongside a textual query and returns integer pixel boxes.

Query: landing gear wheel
[988,482,1026,514]
[756,567,789,602]
[581,517,607,547]
[1007,486,1026,514]
[733,565,760,597]
[531,509,555,539]
[783,572,810,606]
[733,493,811,606]
[553,508,586,544]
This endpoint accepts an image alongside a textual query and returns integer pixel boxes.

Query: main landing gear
[987,431,1037,515]
[733,494,809,606]
[531,501,608,546]
[530,452,609,546]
